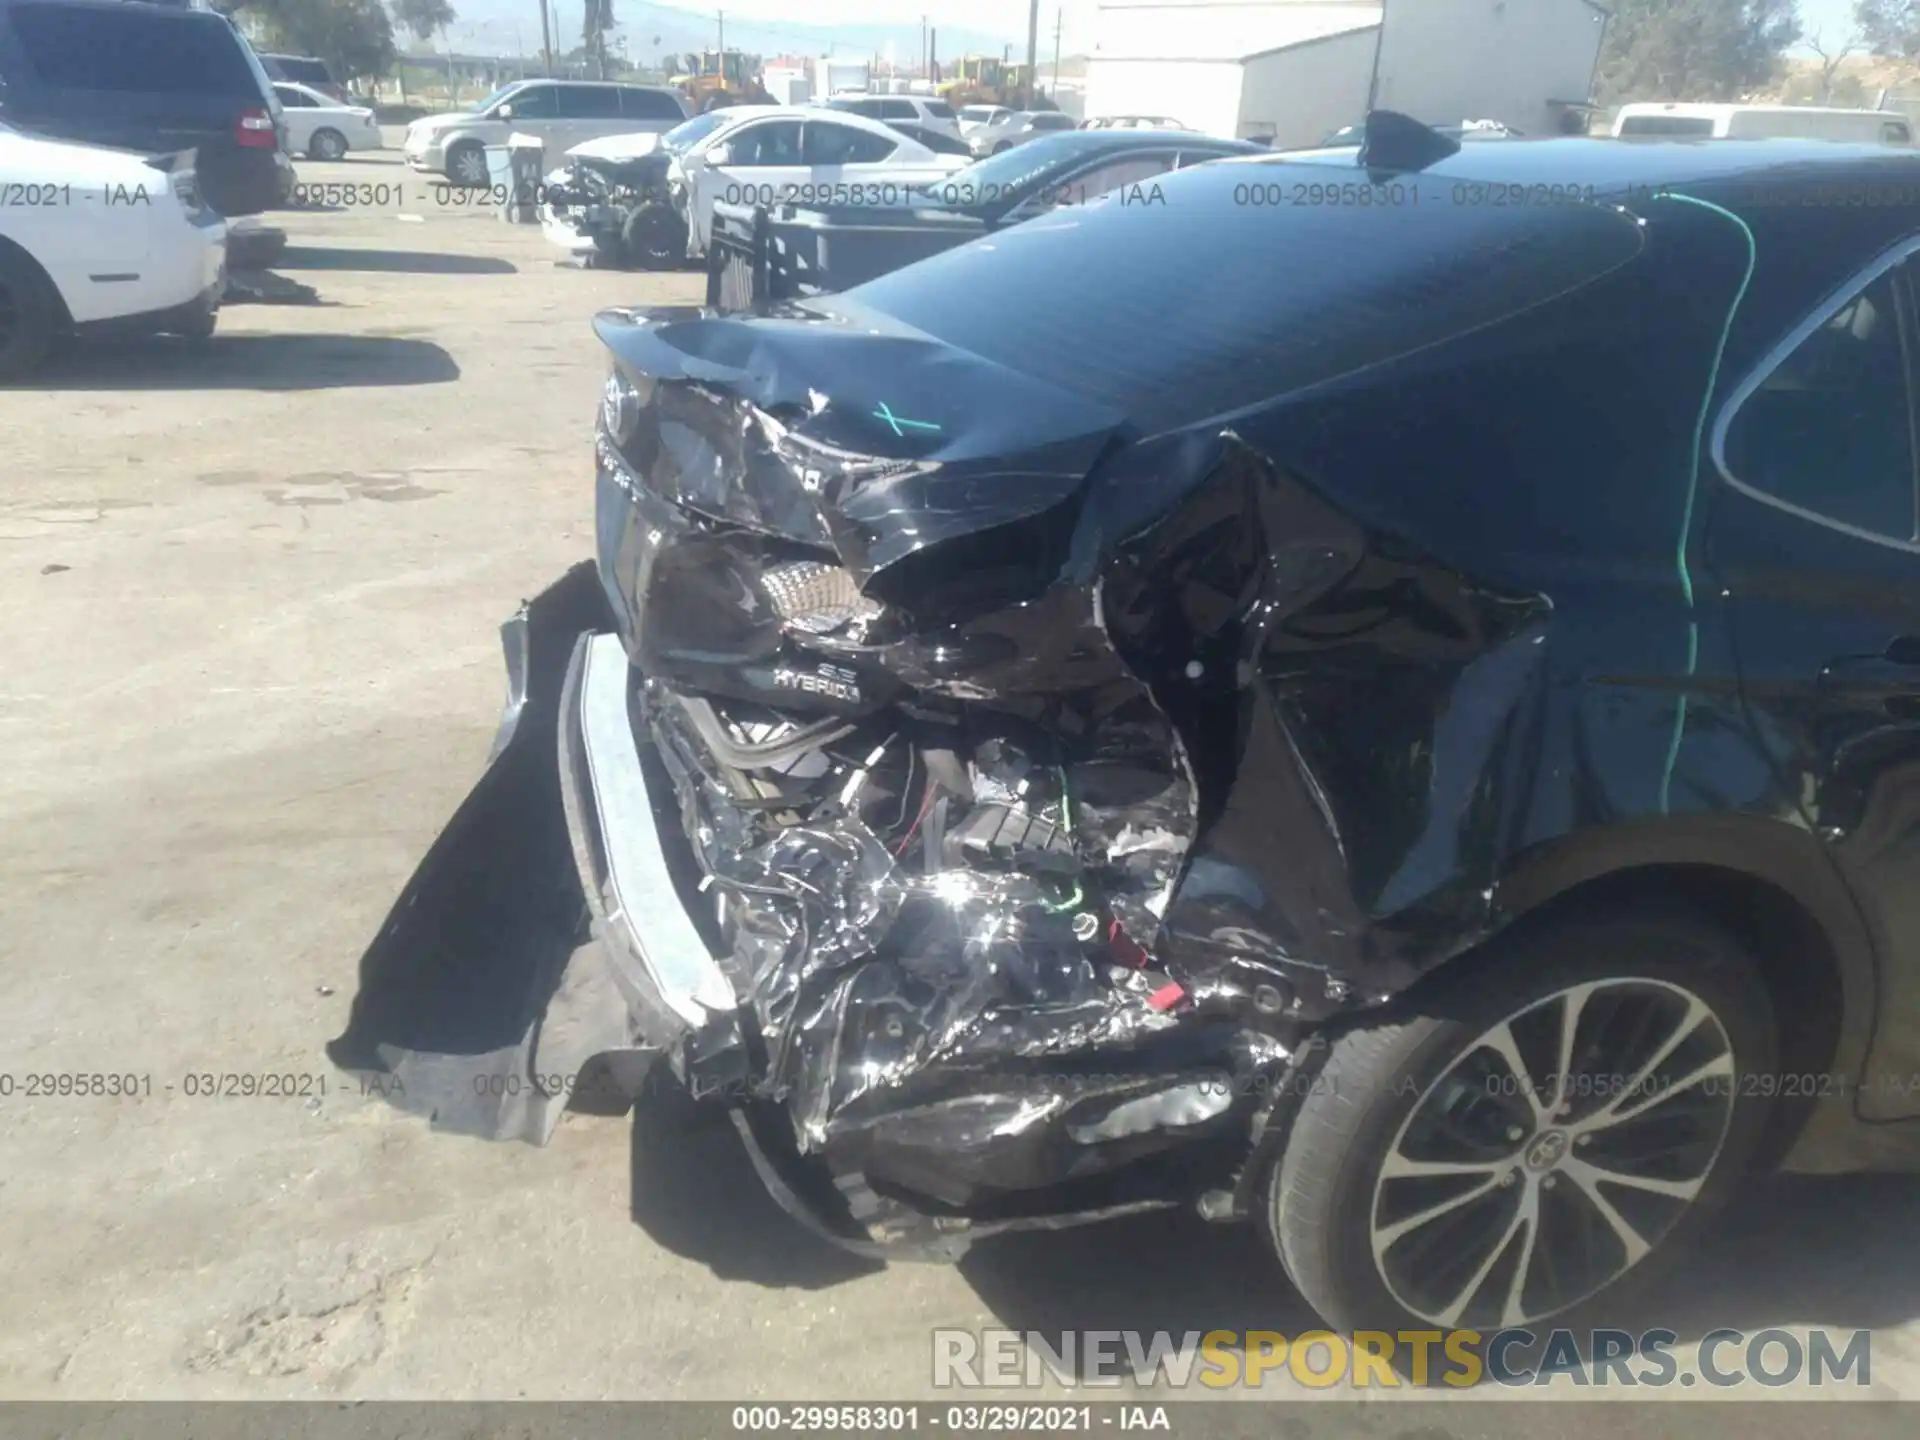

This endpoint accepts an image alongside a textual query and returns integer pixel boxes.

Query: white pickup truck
[0,124,228,380]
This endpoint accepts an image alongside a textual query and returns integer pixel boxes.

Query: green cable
[1654,193,1757,814]
[1041,765,1084,913]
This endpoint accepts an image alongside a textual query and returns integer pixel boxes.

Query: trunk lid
[592,302,1131,589]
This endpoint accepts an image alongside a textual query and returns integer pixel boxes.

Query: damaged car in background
[538,108,771,270]
[336,114,1920,1337]
[543,105,970,271]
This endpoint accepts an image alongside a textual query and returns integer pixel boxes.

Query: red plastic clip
[1147,982,1186,1012]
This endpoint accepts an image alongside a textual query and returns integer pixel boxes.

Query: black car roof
[1267,135,1920,196]
[1023,129,1260,160]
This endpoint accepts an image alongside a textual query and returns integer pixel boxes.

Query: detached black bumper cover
[327,562,705,1144]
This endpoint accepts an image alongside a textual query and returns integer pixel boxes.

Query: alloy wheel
[453,147,488,186]
[1369,977,1737,1328]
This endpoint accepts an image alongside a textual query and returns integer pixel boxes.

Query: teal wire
[1042,765,1083,913]
[1654,193,1757,814]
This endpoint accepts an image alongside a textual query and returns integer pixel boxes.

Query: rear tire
[1265,904,1778,1339]
[309,128,347,162]
[0,251,58,382]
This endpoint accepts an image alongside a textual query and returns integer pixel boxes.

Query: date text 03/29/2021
[731,1406,1171,1433]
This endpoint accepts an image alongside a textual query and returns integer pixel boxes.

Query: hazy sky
[677,0,1881,61]
[463,1,1882,69]
[1798,0,1862,48]
[594,0,1100,54]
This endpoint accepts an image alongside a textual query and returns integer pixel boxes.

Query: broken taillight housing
[601,366,648,446]
[760,560,882,636]
[236,108,278,148]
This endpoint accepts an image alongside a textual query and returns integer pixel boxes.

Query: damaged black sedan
[336,116,1920,1336]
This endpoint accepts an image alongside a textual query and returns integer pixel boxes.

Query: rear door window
[925,101,955,120]
[879,100,917,120]
[1721,265,1920,540]
[559,85,622,119]
[7,4,259,95]
[274,84,314,108]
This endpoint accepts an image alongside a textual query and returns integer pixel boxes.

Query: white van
[1613,102,1914,144]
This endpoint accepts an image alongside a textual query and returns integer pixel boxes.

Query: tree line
[215,0,618,84]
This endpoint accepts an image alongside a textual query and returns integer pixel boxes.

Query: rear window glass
[9,5,259,95]
[832,159,1646,434]
[1617,115,1716,137]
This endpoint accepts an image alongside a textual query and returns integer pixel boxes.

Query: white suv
[404,80,691,186]
[0,126,226,380]
[824,94,963,142]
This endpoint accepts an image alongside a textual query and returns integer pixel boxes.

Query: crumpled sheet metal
[643,669,1201,1164]
[587,297,1583,1204]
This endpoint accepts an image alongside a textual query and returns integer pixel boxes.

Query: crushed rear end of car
[332,147,1710,1255]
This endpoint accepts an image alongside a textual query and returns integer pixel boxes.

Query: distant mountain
[443,0,1023,67]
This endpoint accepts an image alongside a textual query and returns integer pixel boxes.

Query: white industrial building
[1085,0,1608,147]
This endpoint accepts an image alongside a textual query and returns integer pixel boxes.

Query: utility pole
[930,28,937,84]
[921,15,927,79]
[717,9,724,57]
[1051,9,1061,94]
[537,0,552,76]
[1023,0,1039,108]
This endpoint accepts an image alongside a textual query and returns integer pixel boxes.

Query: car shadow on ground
[36,333,460,390]
[957,1172,1920,1365]
[624,1091,1920,1345]
[275,246,518,275]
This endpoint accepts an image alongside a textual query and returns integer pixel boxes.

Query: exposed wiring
[894,785,938,858]
[1041,765,1084,913]
[1653,192,1757,815]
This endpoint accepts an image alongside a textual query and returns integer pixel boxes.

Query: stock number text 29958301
[1232,181,1602,209]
